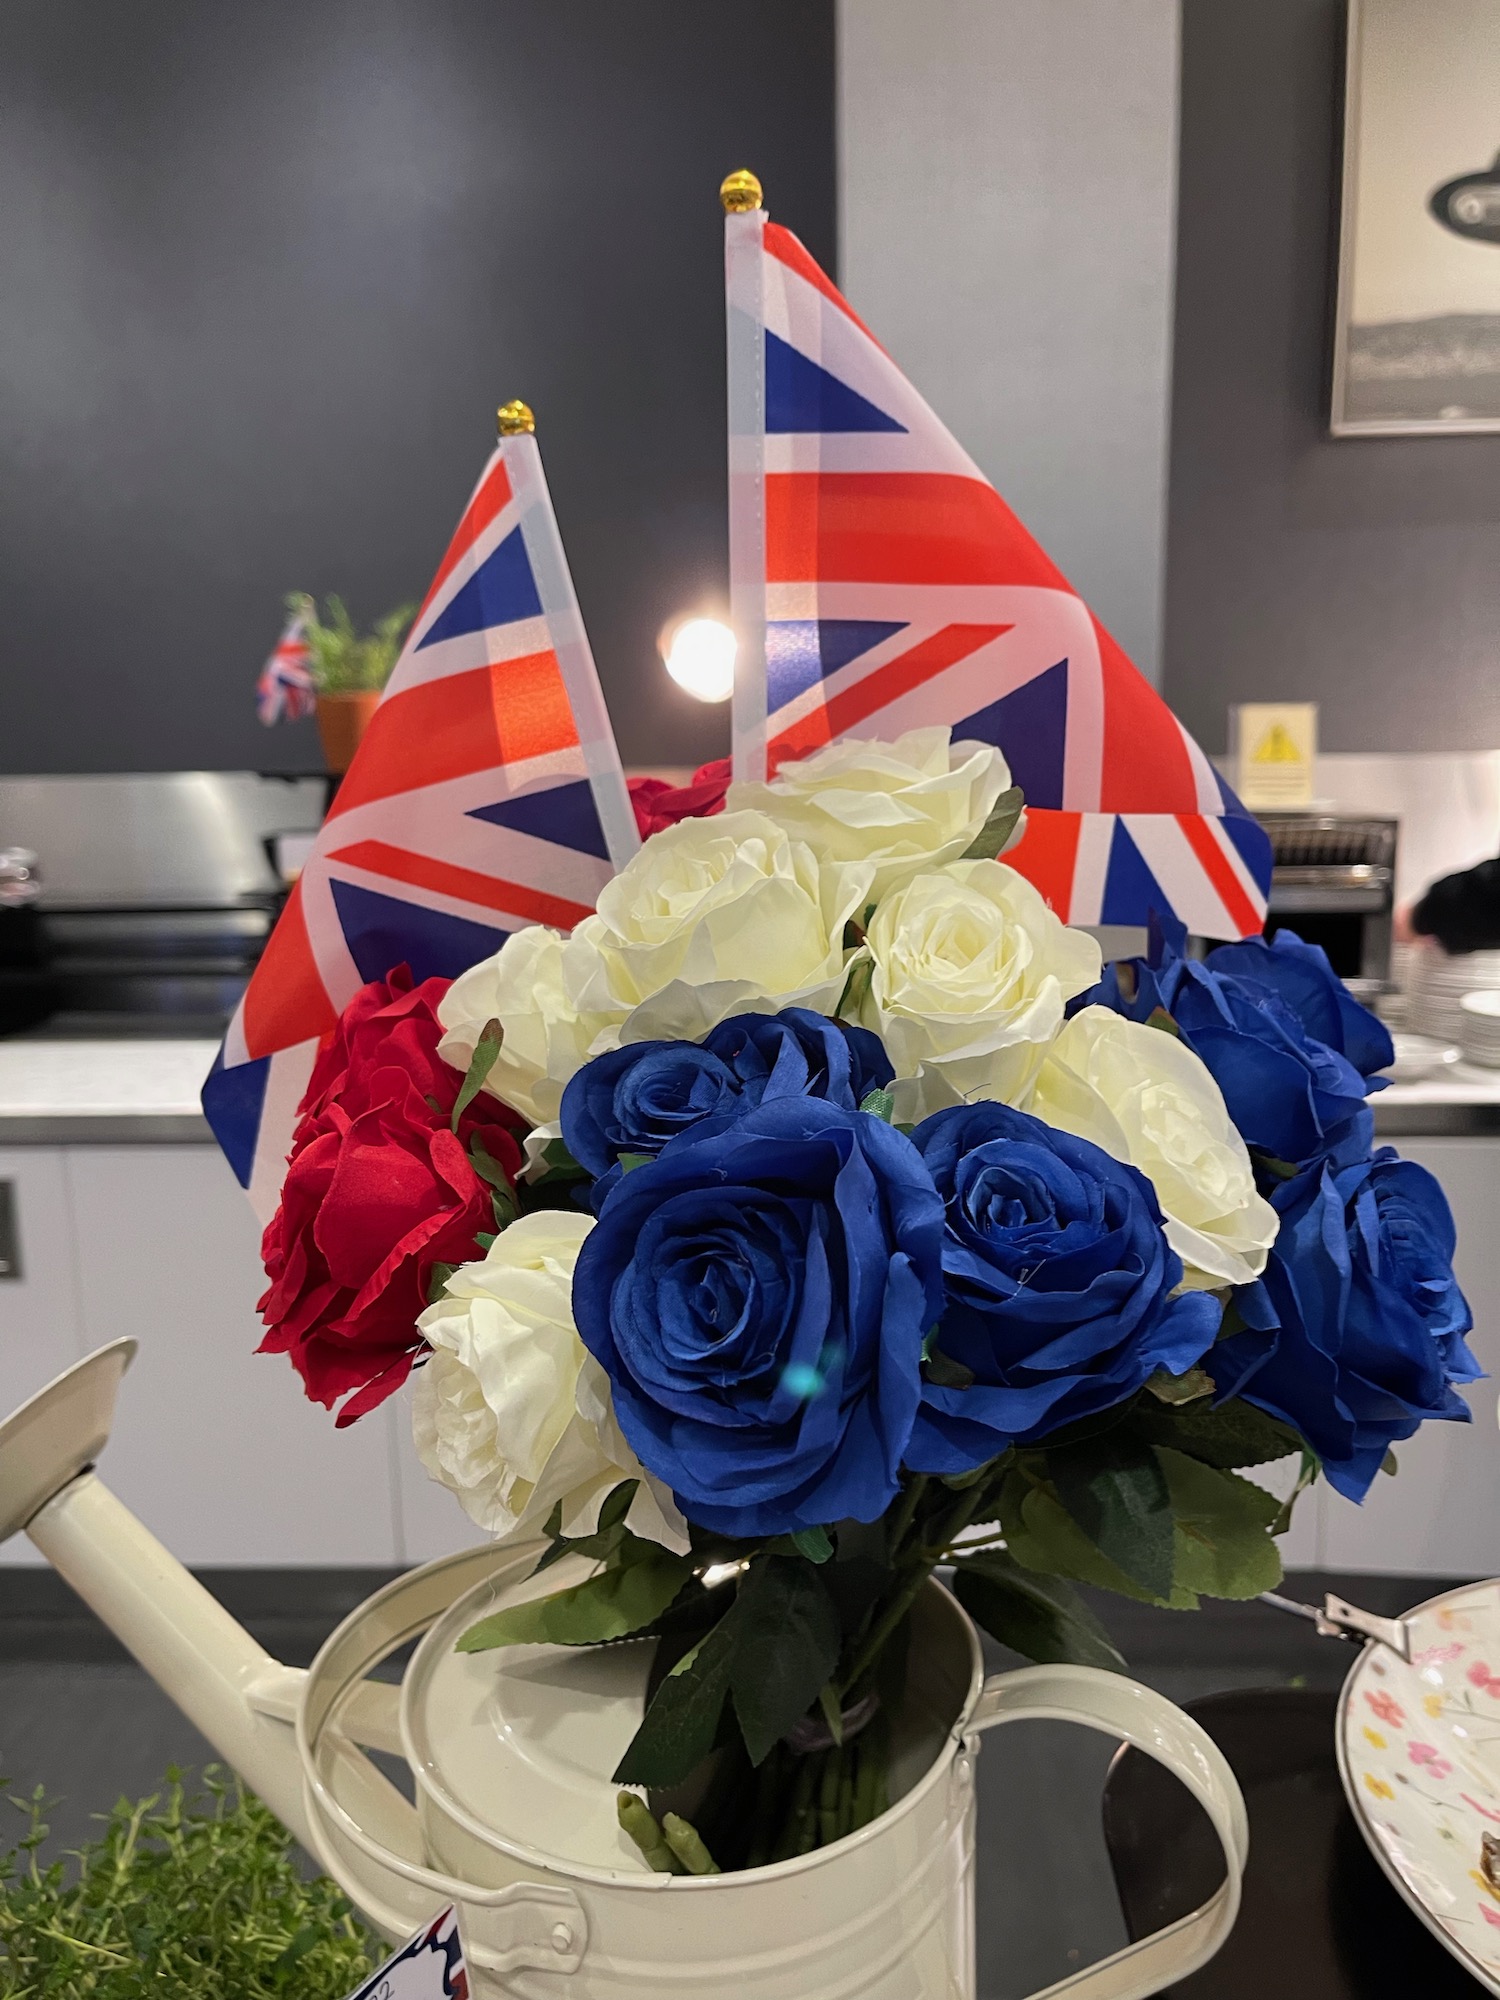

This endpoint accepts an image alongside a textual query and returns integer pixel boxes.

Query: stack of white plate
[1459,989,1500,1068]
[1408,948,1500,1044]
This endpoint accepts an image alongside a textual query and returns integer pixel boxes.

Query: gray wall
[0,0,834,776]
[1165,0,1500,754]
[838,0,1181,683]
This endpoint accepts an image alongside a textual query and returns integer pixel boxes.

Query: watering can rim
[0,1338,138,1543]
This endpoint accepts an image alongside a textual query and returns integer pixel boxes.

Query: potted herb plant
[289,594,415,773]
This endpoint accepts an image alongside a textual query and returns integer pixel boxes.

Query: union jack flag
[204,422,640,1218]
[725,193,1272,940]
[255,608,315,724]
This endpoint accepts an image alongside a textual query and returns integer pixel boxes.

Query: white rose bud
[436,925,619,1128]
[412,1211,686,1549]
[728,728,1017,903]
[565,810,873,1043]
[1033,1005,1279,1291]
[860,859,1102,1121]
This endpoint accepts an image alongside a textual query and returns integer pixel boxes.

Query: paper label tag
[344,1905,468,2000]
[1230,701,1318,809]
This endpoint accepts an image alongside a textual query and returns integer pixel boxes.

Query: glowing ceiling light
[662,616,736,703]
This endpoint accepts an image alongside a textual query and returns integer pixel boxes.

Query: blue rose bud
[571,1097,944,1536]
[560,1007,894,1180]
[1085,921,1387,1172]
[1211,1149,1480,1501]
[906,1102,1222,1474]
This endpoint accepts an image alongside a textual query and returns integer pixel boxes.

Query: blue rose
[559,1008,894,1180]
[571,1097,944,1535]
[1210,1148,1480,1501]
[905,1103,1221,1474]
[1086,921,1386,1172]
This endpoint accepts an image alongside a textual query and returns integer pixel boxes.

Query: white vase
[299,1542,1248,2000]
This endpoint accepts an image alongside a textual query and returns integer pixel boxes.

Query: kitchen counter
[0,1032,1498,1142]
[0,1037,217,1142]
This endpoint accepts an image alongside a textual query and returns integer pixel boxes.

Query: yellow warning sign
[1231,703,1317,808]
[1251,722,1305,765]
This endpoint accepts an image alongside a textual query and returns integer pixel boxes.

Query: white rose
[565,810,872,1042]
[1032,1006,1278,1291]
[412,1211,686,1550]
[728,728,1018,902]
[859,860,1102,1120]
[437,926,620,1127]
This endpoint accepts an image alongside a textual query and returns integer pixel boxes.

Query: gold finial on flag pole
[496,399,535,437]
[720,169,763,213]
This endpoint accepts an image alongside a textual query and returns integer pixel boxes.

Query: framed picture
[1332,0,1500,435]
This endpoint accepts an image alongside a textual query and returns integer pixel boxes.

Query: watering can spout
[0,1343,312,1847]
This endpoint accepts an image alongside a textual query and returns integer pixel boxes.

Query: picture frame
[1331,0,1500,436]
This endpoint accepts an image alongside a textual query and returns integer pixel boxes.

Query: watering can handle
[966,1662,1249,2000]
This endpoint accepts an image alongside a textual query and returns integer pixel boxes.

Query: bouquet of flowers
[256,728,1478,1875]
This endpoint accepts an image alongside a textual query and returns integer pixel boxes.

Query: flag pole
[723,169,769,784]
[498,397,641,868]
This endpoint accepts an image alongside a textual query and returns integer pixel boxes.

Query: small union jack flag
[205,417,640,1217]
[255,608,316,724]
[725,187,1272,940]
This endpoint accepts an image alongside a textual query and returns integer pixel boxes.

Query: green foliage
[1132,1395,1302,1469]
[451,1018,504,1128]
[960,785,1027,861]
[613,1618,738,1788]
[289,592,415,695]
[857,1087,896,1123]
[1048,1433,1175,1600]
[727,1558,842,1767]
[0,1769,379,1997]
[1000,1430,1286,1611]
[457,1531,692,1650]
[949,1549,1126,1671]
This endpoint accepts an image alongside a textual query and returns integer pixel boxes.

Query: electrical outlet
[0,1183,18,1280]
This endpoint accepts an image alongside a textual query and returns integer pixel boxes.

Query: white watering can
[0,1341,1250,1999]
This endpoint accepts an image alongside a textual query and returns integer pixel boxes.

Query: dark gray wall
[1165,0,1500,754]
[0,0,834,775]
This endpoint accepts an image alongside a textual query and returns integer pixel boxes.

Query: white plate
[1386,1032,1463,1083]
[1339,1579,1500,1992]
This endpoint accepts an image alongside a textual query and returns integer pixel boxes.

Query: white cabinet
[0,1148,88,1564]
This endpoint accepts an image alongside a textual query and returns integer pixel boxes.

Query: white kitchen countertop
[0,1035,1496,1140]
[0,1038,218,1117]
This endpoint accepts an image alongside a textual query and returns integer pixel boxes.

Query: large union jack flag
[203,424,639,1218]
[725,196,1272,940]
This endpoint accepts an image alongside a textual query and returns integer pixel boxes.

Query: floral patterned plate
[1338,1579,1500,1992]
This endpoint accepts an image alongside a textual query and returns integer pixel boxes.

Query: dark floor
[0,1567,1464,2000]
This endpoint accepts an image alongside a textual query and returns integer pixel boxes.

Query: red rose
[258,966,527,1426]
[628,758,731,838]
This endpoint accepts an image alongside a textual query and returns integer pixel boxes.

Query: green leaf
[425,1261,457,1305]
[618,1151,654,1174]
[1134,1396,1302,1469]
[613,1615,738,1787]
[1156,1449,1283,1600]
[469,1137,515,1195]
[834,952,875,1024]
[451,1017,504,1130]
[1002,1467,1189,1609]
[1381,1447,1399,1476]
[950,1549,1126,1671]
[1145,1005,1183,1040]
[1272,1446,1319,1536]
[858,1087,896,1123]
[960,784,1026,861]
[1146,1364,1214,1405]
[790,1526,833,1564]
[729,1557,843,1766]
[923,1343,976,1391]
[457,1540,691,1650]
[1047,1435,1174,1602]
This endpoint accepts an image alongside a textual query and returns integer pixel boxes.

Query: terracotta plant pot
[315,690,382,774]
